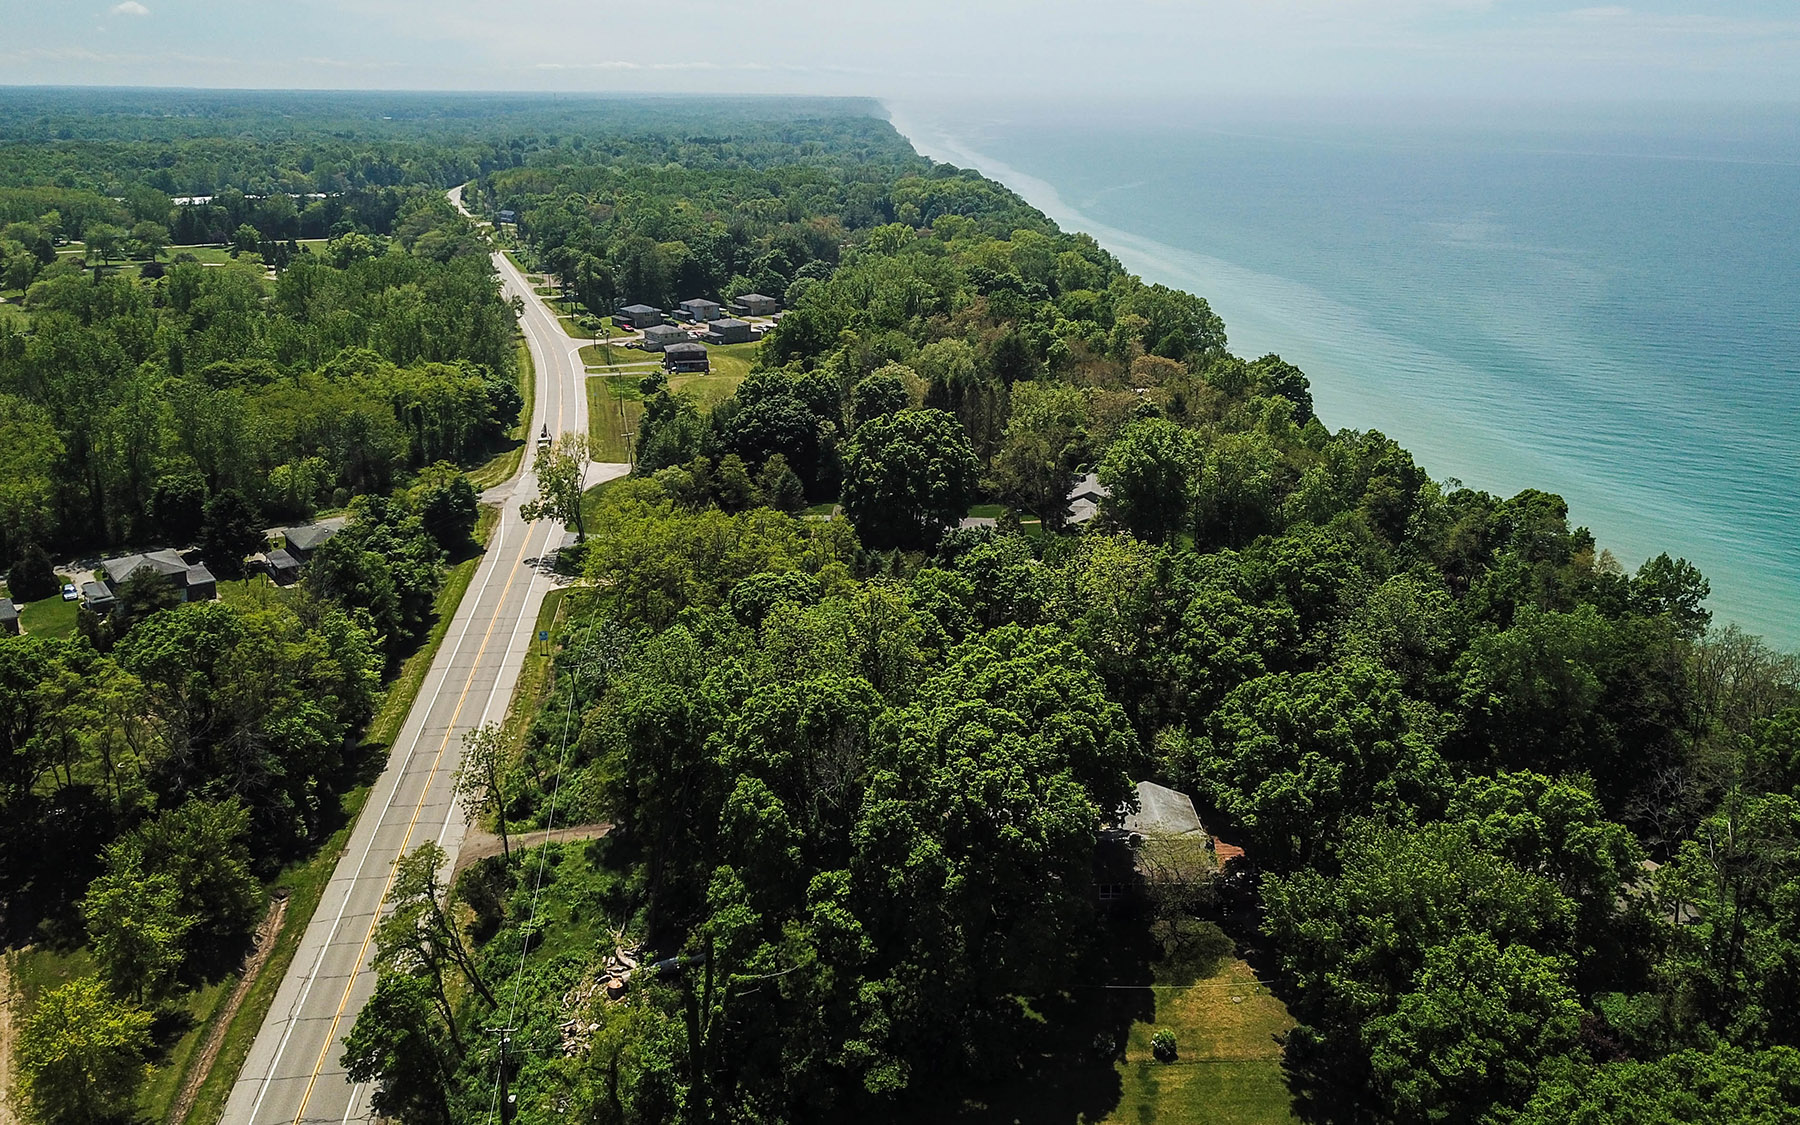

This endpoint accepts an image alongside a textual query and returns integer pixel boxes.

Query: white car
[60,583,77,601]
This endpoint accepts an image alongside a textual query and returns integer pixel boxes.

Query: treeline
[0,89,900,198]
[337,115,1800,1125]
[0,193,517,563]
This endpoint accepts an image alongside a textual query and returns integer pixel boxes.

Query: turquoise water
[888,103,1800,649]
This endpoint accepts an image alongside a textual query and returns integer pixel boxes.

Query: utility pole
[488,1027,518,1125]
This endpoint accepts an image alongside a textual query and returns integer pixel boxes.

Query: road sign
[539,631,550,641]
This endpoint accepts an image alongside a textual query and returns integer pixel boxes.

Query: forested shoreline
[3,91,1799,1125]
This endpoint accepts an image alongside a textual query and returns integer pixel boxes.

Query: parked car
[60,583,77,601]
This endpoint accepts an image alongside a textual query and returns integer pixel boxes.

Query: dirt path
[165,893,289,1125]
[452,823,611,880]
[0,950,17,1125]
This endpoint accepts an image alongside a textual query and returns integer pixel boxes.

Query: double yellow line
[281,267,571,1125]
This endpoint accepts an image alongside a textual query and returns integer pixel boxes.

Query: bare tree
[454,723,510,865]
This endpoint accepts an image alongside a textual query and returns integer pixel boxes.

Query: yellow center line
[286,273,565,1125]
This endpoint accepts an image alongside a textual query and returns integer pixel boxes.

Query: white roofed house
[1065,472,1111,527]
[1093,781,1218,911]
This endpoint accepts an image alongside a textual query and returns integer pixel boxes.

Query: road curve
[220,186,615,1125]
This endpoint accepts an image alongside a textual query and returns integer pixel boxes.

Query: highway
[220,186,618,1125]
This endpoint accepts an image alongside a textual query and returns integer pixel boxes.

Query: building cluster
[609,294,783,374]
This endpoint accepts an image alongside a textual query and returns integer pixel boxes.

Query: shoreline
[882,102,1796,649]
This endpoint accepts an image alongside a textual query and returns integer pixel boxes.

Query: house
[497,210,518,224]
[615,303,664,329]
[0,600,17,635]
[641,323,689,352]
[1065,472,1111,527]
[732,293,780,317]
[100,549,218,603]
[1094,781,1216,908]
[702,317,753,345]
[80,581,116,612]
[679,298,722,322]
[663,341,710,374]
[283,523,340,559]
[266,548,302,585]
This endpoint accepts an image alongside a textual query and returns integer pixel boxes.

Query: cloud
[110,1,150,15]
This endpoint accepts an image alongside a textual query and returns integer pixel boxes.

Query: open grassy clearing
[586,375,645,464]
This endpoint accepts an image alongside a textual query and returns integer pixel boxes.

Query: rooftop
[102,548,190,583]
[1121,781,1205,837]
[284,523,340,552]
[664,341,707,356]
[620,303,662,315]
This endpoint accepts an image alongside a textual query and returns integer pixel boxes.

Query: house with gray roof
[0,600,16,635]
[1094,781,1216,909]
[1065,472,1112,527]
[702,317,752,345]
[99,549,217,602]
[732,293,780,317]
[81,581,116,612]
[679,298,722,322]
[641,323,689,351]
[283,523,340,558]
[615,303,664,329]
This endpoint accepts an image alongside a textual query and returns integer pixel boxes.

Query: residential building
[641,324,689,351]
[732,293,781,317]
[99,549,217,602]
[615,303,664,329]
[1065,472,1111,526]
[1093,781,1216,908]
[283,523,340,559]
[0,600,16,635]
[663,341,710,374]
[702,317,752,345]
[679,298,722,322]
[80,581,116,612]
[266,548,302,585]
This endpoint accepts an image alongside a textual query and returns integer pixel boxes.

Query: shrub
[1151,1028,1178,1063]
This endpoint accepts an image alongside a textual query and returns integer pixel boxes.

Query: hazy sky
[1,0,1796,101]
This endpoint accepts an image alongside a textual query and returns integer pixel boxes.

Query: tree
[850,366,911,427]
[132,798,263,955]
[15,977,154,1125]
[230,223,262,256]
[521,434,591,542]
[81,847,194,1000]
[991,381,1089,528]
[200,488,264,578]
[82,223,127,265]
[755,453,807,515]
[129,221,169,261]
[412,465,478,550]
[1366,935,1584,1122]
[454,723,511,864]
[839,408,979,552]
[8,542,57,602]
[1518,1046,1800,1125]
[1098,418,1200,543]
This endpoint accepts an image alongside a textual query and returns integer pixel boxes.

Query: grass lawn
[803,502,839,520]
[179,505,499,1125]
[467,337,536,492]
[1104,955,1298,1125]
[587,375,645,463]
[704,340,761,382]
[499,588,588,756]
[17,589,79,640]
[578,476,630,536]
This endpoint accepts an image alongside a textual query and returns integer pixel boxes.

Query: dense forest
[5,92,1800,1125]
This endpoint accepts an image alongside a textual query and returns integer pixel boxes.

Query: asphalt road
[220,188,619,1125]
